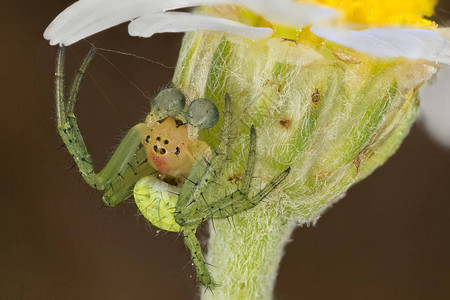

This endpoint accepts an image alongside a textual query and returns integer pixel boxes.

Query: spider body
[55,46,290,288]
[142,116,210,179]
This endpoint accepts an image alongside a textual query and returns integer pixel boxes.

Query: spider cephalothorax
[141,88,217,182]
[144,116,196,178]
[55,46,290,288]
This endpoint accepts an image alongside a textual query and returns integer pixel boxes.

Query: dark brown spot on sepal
[311,89,321,103]
[227,174,241,184]
[279,118,292,130]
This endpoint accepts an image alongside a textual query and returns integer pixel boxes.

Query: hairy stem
[204,206,296,299]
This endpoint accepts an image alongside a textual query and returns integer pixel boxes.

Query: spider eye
[185,98,219,129]
[150,88,186,119]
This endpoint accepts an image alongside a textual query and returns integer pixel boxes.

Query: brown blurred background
[1,0,450,299]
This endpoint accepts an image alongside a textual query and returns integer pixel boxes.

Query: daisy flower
[44,0,450,62]
[44,0,450,299]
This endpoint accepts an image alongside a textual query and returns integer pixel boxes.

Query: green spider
[54,46,290,288]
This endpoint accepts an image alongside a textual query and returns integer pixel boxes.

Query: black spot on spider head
[175,119,184,127]
[175,147,180,155]
[153,145,158,152]
[160,148,166,154]
[145,135,151,143]
[164,139,169,144]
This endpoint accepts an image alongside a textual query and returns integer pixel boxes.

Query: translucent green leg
[206,124,289,219]
[55,46,153,206]
[176,123,290,227]
[101,147,155,207]
[207,167,291,220]
[182,227,214,288]
[175,94,232,221]
[173,94,230,288]
[175,121,289,287]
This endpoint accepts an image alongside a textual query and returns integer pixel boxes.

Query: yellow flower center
[304,0,437,27]
[206,1,438,47]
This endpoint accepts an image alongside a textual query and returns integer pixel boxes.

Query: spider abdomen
[134,175,181,232]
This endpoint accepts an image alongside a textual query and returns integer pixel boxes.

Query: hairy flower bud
[175,31,436,223]
[172,13,437,298]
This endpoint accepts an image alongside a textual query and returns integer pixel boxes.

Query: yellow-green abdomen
[134,175,181,232]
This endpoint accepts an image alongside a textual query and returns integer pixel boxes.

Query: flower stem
[204,209,296,299]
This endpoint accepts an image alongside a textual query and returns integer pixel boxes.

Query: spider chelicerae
[55,46,290,287]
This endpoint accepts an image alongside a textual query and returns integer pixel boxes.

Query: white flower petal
[45,0,149,46]
[419,64,450,148]
[129,12,272,39]
[44,0,218,45]
[310,25,450,64]
[44,0,339,46]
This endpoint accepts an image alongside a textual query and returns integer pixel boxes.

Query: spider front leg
[55,46,154,206]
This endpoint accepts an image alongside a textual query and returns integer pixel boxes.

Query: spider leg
[182,227,214,288]
[174,94,232,223]
[176,123,290,226]
[183,168,290,225]
[55,46,153,206]
[218,165,290,220]
[102,149,155,206]
[239,125,257,194]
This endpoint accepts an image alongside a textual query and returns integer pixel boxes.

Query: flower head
[44,0,450,64]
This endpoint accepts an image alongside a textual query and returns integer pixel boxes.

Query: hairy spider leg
[102,148,155,207]
[195,167,290,222]
[55,46,154,206]
[177,126,289,287]
[172,94,289,288]
[176,124,290,227]
[182,227,214,288]
[132,176,213,286]
[174,94,232,223]
[166,94,229,287]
